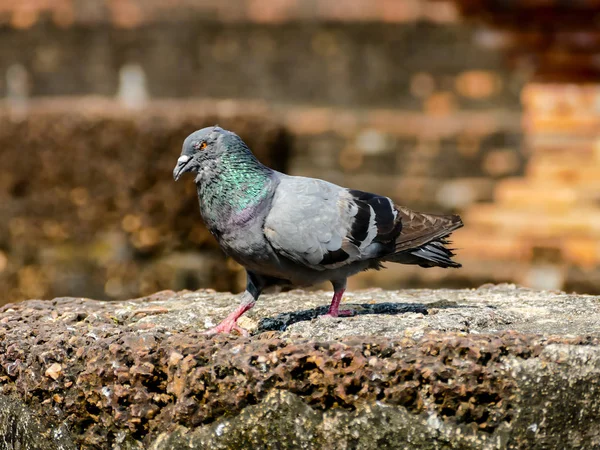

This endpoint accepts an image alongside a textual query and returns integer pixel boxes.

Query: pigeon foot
[204,299,255,336]
[326,287,353,318]
[324,309,355,318]
[205,320,249,336]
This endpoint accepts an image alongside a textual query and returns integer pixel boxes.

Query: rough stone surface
[1,285,600,449]
[0,395,76,450]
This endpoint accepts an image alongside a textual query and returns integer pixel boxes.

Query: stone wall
[0,100,289,305]
[0,0,456,29]
[454,84,600,293]
[0,15,525,214]
[428,0,600,293]
[0,0,529,301]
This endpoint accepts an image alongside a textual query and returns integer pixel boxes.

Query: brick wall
[0,0,533,299]
[0,13,526,212]
[0,0,457,28]
[451,84,600,293]
[0,99,289,304]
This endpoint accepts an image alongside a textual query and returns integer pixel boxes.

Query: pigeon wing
[263,177,398,271]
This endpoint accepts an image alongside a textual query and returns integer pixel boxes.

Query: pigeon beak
[173,155,192,181]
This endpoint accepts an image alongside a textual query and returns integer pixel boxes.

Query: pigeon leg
[205,271,262,335]
[325,280,354,317]
[205,294,255,336]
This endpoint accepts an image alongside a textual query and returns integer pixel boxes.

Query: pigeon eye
[194,141,208,151]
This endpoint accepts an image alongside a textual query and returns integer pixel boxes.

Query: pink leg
[205,300,255,336]
[325,288,354,317]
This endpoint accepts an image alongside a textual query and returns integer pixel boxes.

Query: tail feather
[385,209,463,269]
[393,208,462,252]
[409,239,461,268]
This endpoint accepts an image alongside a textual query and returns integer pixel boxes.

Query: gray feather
[264,176,370,270]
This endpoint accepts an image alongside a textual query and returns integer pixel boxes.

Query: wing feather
[263,176,463,272]
[263,177,397,270]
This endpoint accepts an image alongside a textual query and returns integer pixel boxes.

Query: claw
[205,320,249,336]
[204,300,254,336]
[324,309,355,318]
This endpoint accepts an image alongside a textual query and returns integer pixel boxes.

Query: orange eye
[194,141,208,151]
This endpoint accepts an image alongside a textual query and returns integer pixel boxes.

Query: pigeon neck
[197,153,274,227]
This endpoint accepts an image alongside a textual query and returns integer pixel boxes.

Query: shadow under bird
[173,126,463,335]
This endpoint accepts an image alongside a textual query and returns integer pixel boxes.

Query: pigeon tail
[384,210,463,268]
[407,238,461,268]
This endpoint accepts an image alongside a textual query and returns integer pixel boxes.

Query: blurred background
[0,0,599,305]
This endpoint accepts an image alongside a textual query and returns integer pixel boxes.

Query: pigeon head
[173,126,243,181]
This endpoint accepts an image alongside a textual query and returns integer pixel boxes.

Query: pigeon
[173,126,463,335]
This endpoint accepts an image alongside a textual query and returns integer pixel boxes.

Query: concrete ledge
[0,284,599,449]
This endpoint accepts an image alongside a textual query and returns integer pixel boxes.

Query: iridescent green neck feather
[196,144,273,228]
[217,151,272,210]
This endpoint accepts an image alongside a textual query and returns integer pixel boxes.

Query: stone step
[526,115,600,135]
[526,135,600,155]
[522,83,600,114]
[527,141,598,155]
[527,160,600,184]
[452,230,529,260]
[455,230,600,266]
[495,178,600,210]
[465,204,600,238]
